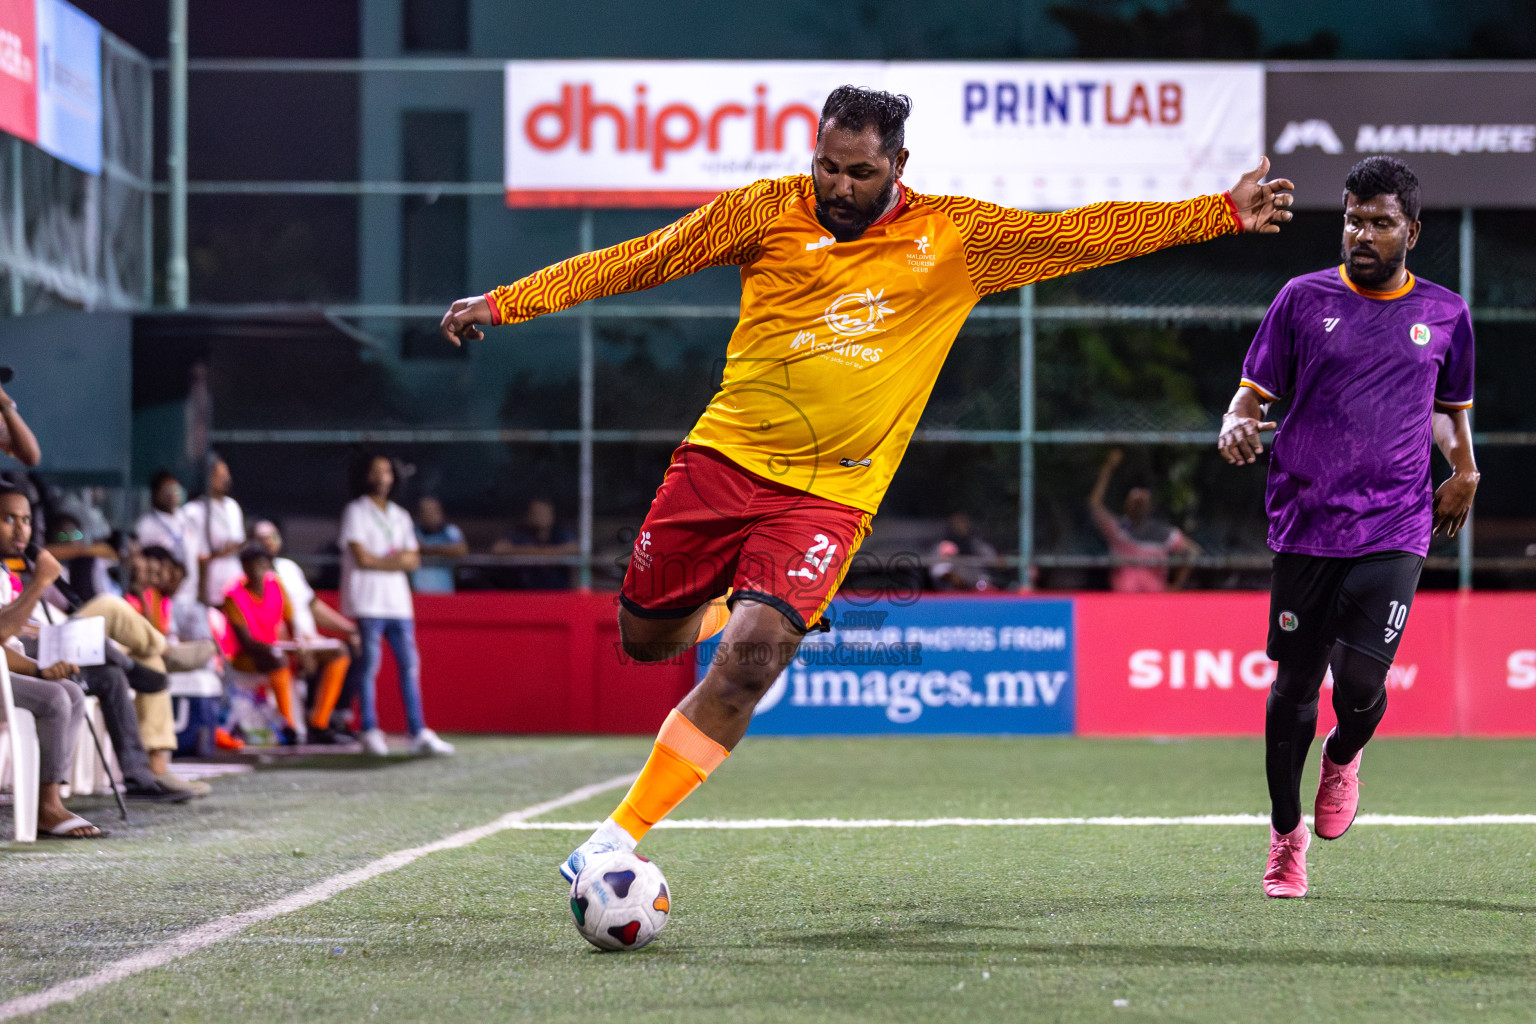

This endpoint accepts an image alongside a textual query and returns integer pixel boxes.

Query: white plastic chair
[65,696,117,797]
[0,654,39,843]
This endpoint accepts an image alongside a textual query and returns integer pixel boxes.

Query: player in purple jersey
[1217,156,1480,898]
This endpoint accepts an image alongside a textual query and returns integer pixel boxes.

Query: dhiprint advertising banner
[504,60,1263,210]
[696,596,1075,736]
[1268,66,1536,209]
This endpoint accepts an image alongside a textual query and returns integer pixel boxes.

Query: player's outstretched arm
[1217,386,1276,466]
[933,158,1291,298]
[439,178,796,346]
[1227,156,1295,235]
[1431,408,1479,537]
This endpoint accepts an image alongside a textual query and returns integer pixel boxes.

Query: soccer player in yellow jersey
[441,86,1296,885]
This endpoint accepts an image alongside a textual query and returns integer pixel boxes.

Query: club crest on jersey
[821,288,894,337]
[907,236,936,273]
[1278,610,1300,632]
[1410,323,1432,346]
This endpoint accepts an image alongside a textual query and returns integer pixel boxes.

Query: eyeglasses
[54,529,84,543]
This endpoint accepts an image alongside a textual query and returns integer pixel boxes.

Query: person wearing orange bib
[222,545,348,745]
[439,85,1297,882]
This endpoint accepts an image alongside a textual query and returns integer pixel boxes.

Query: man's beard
[1341,238,1406,288]
[814,174,898,243]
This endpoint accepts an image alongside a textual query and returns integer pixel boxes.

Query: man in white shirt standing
[135,470,202,603]
[339,455,454,756]
[184,455,244,606]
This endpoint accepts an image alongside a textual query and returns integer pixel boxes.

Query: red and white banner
[0,0,38,144]
[1450,592,1536,736]
[503,60,1263,210]
[1075,592,1458,737]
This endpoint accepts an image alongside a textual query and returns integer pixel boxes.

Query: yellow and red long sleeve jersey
[487,175,1241,513]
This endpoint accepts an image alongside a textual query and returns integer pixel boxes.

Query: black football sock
[1325,646,1390,766]
[1265,653,1330,835]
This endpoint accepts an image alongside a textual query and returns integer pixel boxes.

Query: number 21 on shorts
[788,533,838,581]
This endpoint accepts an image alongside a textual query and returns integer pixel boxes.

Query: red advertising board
[1075,592,1457,737]
[0,0,37,143]
[1449,592,1536,737]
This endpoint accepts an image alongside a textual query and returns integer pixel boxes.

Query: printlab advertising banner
[695,596,1075,736]
[1074,592,1457,737]
[505,60,1262,210]
[1268,66,1536,209]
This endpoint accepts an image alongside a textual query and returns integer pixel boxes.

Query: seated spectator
[44,510,120,602]
[1088,448,1202,593]
[135,470,202,604]
[0,472,199,804]
[929,512,1003,591]
[221,544,303,745]
[0,525,98,838]
[412,497,466,594]
[252,520,357,743]
[132,545,219,671]
[34,561,211,799]
[144,548,242,752]
[491,498,577,589]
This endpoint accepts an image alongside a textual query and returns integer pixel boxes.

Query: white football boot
[559,817,638,883]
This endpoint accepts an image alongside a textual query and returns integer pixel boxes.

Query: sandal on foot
[39,814,109,839]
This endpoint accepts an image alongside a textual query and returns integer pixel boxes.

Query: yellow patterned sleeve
[926,192,1243,298]
[485,176,810,325]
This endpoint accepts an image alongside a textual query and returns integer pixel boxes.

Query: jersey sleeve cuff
[1239,377,1280,401]
[1221,191,1243,234]
[484,291,504,326]
[1434,398,1474,411]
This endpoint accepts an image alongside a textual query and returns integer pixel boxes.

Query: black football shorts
[1267,550,1425,668]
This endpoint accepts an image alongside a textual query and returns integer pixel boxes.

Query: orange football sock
[267,667,296,728]
[610,709,729,842]
[307,655,350,730]
[695,592,732,645]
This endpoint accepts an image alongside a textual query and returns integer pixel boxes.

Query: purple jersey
[1240,265,1475,558]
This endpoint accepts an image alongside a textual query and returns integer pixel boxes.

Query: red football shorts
[620,443,873,632]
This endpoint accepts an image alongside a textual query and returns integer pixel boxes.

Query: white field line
[504,813,1536,830]
[0,773,636,1022]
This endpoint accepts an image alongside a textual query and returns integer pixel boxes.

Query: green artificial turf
[3,736,1533,1022]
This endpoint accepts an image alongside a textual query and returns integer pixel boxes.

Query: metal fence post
[1019,284,1036,587]
[141,43,155,307]
[578,210,595,590]
[167,0,189,309]
[9,136,21,316]
[1458,206,1474,591]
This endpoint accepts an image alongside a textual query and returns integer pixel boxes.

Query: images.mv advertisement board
[696,595,1075,736]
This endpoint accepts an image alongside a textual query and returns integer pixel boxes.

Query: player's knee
[1332,646,1389,709]
[617,615,689,663]
[707,659,783,711]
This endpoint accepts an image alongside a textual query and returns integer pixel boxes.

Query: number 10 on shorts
[788,534,838,581]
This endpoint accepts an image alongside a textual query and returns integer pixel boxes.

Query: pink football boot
[1263,820,1311,898]
[1314,728,1363,840]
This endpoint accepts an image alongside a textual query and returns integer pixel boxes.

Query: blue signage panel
[36,0,101,175]
[697,596,1074,735]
